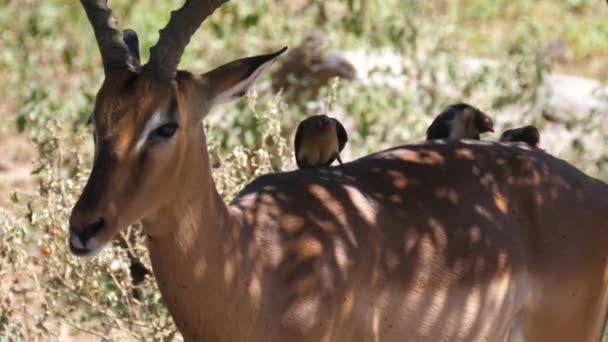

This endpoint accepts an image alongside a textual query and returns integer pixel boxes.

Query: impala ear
[202,47,288,107]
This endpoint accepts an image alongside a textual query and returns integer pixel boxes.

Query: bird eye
[148,123,178,144]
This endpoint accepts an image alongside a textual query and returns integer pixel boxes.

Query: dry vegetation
[1,0,607,340]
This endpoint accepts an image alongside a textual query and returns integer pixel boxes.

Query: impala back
[231,140,608,341]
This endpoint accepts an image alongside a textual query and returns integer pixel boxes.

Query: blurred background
[1,0,607,340]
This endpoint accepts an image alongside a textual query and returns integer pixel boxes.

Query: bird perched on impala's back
[499,125,541,148]
[271,31,356,101]
[426,103,495,140]
[294,114,348,170]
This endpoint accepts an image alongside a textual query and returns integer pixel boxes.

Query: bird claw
[335,153,350,175]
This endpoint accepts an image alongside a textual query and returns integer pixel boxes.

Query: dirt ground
[0,131,109,340]
[0,131,35,211]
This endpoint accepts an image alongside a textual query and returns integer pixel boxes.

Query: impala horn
[80,0,134,74]
[145,0,230,83]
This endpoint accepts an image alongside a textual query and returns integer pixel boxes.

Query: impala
[70,1,608,341]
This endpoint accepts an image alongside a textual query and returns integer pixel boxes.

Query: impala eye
[148,123,178,144]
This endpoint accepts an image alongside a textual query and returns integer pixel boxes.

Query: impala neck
[141,128,243,339]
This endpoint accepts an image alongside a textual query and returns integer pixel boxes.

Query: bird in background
[499,125,541,148]
[294,114,348,170]
[426,103,495,140]
[272,31,357,102]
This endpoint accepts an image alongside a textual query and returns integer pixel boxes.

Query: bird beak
[481,117,494,133]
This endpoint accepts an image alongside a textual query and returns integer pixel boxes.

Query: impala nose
[69,217,104,255]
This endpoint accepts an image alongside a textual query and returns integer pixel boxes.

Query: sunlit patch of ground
[0,133,35,210]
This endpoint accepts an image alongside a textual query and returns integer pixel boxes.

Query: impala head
[69,0,286,256]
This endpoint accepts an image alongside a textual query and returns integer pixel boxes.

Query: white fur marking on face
[134,109,166,153]
[70,234,104,257]
[85,237,105,257]
[85,236,98,251]
[213,59,276,106]
[89,112,100,158]
[70,234,85,249]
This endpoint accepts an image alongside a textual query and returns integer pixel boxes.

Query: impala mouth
[68,233,104,257]
[69,238,91,256]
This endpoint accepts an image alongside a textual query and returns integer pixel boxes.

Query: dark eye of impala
[148,123,178,144]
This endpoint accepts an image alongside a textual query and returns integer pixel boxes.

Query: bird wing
[323,118,348,166]
[426,109,457,140]
[294,121,305,168]
[335,119,348,152]
[322,119,348,167]
[426,119,451,140]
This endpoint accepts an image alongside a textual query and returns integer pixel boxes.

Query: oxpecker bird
[426,103,494,140]
[499,125,541,148]
[294,114,348,170]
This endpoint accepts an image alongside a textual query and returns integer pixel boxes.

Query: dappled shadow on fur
[220,140,608,341]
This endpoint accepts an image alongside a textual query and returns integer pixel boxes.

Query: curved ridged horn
[80,0,132,74]
[145,0,230,83]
